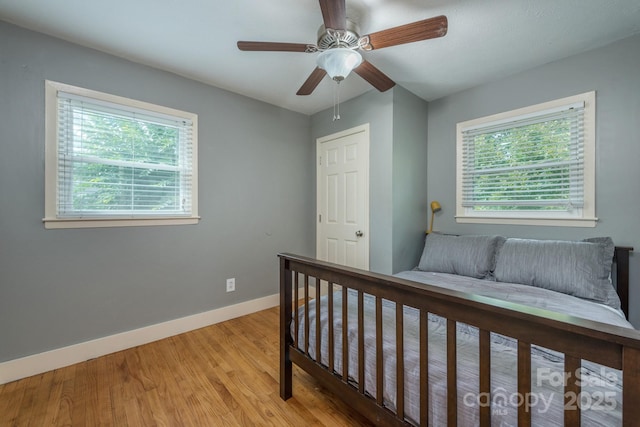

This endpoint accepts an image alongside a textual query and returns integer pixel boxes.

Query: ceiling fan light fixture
[316,48,362,81]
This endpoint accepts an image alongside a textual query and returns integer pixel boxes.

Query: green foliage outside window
[469,118,575,211]
[65,109,184,214]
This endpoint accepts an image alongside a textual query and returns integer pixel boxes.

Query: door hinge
[319,214,322,223]
[319,156,322,166]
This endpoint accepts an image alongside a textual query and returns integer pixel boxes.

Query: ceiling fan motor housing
[317,19,361,50]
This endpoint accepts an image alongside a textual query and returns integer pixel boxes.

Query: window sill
[455,216,598,228]
[43,216,201,229]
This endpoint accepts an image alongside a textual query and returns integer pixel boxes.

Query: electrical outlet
[226,278,235,292]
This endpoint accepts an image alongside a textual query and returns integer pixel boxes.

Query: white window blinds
[460,102,585,212]
[56,92,194,218]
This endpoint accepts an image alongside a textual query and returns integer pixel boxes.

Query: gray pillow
[417,233,505,279]
[583,237,621,309]
[494,237,616,304]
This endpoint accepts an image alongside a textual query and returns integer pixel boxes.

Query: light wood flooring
[0,306,374,426]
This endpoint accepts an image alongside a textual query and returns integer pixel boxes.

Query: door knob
[355,230,364,237]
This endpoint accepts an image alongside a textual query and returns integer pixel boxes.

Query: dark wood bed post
[615,246,633,319]
[280,256,293,400]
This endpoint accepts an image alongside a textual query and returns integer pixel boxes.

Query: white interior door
[316,124,369,270]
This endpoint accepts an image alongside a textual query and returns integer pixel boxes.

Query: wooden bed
[279,241,639,426]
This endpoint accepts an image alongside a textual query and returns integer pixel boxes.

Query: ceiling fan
[237,0,448,96]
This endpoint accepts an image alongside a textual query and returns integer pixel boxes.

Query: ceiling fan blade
[297,67,327,95]
[353,60,396,92]
[319,0,346,30]
[360,15,448,50]
[237,41,314,52]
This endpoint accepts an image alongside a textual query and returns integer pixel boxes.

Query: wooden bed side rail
[279,252,640,427]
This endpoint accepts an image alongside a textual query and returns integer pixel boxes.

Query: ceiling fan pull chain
[332,83,336,120]
[333,81,341,121]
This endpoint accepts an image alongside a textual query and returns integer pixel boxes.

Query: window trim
[455,91,597,227]
[44,80,199,229]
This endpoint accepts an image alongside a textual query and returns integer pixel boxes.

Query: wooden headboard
[615,246,633,318]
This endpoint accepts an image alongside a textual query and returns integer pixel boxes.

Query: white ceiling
[1,0,639,115]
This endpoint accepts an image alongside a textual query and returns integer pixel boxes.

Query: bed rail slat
[316,279,322,364]
[447,319,457,427]
[420,310,429,426]
[328,282,335,373]
[396,302,405,419]
[304,274,310,355]
[376,296,384,405]
[294,273,299,350]
[342,286,349,383]
[564,355,581,427]
[358,290,365,394]
[479,329,491,427]
[518,341,532,427]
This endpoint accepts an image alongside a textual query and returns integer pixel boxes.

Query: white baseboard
[0,293,279,385]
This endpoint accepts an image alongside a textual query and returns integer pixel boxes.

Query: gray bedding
[294,271,633,426]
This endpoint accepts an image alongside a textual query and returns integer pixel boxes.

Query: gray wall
[310,85,429,274]
[426,34,640,327]
[391,86,429,273]
[0,21,314,362]
[3,19,638,364]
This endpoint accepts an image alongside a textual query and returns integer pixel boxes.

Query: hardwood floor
[0,306,374,426]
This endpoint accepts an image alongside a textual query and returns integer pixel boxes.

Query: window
[44,81,199,229]
[456,91,596,227]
